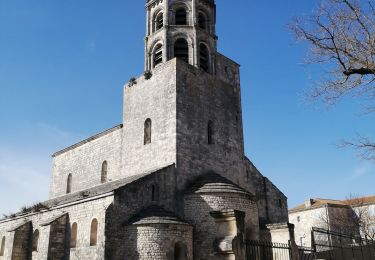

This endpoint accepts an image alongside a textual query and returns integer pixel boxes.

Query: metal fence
[246,240,292,260]
[245,232,375,260]
[298,246,316,260]
[309,227,375,260]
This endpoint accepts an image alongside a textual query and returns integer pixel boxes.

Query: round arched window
[174,39,189,63]
[90,219,98,246]
[154,12,164,32]
[66,174,72,194]
[175,8,187,25]
[198,12,207,30]
[70,223,78,248]
[32,230,39,252]
[199,43,209,72]
[153,45,163,67]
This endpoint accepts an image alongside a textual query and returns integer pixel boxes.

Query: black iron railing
[246,240,292,260]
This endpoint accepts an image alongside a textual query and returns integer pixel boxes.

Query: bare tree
[291,0,375,159]
[318,204,359,237]
[346,195,375,240]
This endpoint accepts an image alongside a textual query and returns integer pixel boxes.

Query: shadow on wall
[182,172,260,259]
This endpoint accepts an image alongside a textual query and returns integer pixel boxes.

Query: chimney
[304,199,314,208]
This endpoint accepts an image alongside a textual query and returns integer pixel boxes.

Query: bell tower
[145,0,217,73]
[122,0,243,189]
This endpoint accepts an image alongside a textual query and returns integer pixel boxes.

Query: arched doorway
[174,242,188,260]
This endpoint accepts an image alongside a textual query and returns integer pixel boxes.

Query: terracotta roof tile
[290,195,375,212]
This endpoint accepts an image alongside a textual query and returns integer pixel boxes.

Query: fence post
[288,240,299,260]
[360,243,365,260]
[340,234,344,259]
[351,245,354,260]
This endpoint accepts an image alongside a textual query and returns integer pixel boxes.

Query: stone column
[210,209,246,260]
[266,222,299,260]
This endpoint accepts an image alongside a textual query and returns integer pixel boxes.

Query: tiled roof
[289,195,375,213]
[343,195,375,206]
[289,198,348,212]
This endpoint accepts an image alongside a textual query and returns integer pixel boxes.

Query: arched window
[174,242,188,260]
[32,230,39,252]
[151,185,159,202]
[70,223,77,248]
[144,119,152,145]
[0,236,5,256]
[175,8,187,25]
[153,44,163,67]
[207,121,214,145]
[199,43,209,72]
[154,12,164,32]
[101,161,108,183]
[90,219,98,246]
[174,39,189,63]
[66,174,72,194]
[198,12,207,30]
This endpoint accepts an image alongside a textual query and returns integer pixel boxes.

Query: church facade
[0,0,291,259]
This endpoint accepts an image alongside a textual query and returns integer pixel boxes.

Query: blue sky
[0,0,374,215]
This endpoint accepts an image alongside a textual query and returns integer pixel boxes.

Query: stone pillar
[45,214,69,260]
[10,222,32,260]
[210,210,246,260]
[266,222,298,260]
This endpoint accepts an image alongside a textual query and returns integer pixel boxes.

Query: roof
[185,172,254,197]
[0,164,176,223]
[289,198,348,213]
[45,164,175,208]
[52,124,123,157]
[343,195,375,207]
[125,206,190,226]
[289,195,375,213]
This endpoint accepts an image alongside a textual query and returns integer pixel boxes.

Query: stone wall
[244,158,288,225]
[47,214,69,260]
[216,53,240,87]
[50,126,123,199]
[121,60,178,177]
[0,195,113,260]
[105,166,178,259]
[123,224,193,260]
[184,192,259,260]
[11,222,32,260]
[175,58,246,190]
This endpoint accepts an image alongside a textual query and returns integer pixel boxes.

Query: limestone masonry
[0,0,291,259]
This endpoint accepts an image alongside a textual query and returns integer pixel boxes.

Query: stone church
[0,0,291,259]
